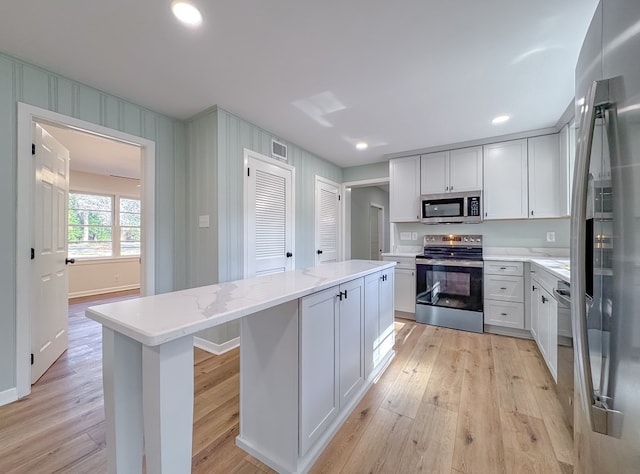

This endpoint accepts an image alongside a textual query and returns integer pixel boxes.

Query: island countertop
[86,260,395,347]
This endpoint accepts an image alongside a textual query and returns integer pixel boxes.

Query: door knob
[317,249,323,255]
[65,258,76,265]
[286,252,293,258]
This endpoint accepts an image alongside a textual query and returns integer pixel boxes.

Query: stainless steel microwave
[421,191,483,224]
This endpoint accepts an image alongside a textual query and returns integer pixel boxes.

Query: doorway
[343,178,390,260]
[369,204,384,260]
[16,103,156,398]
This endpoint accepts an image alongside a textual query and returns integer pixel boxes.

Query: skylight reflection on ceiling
[292,91,346,128]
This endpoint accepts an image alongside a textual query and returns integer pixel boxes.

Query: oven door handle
[416,258,483,268]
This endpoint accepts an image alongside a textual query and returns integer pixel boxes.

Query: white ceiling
[1,1,598,168]
[41,123,141,179]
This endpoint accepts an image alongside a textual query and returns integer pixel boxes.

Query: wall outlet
[411,232,418,240]
[399,231,411,241]
[546,231,556,242]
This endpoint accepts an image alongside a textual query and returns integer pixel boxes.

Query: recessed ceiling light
[171,0,203,27]
[491,115,510,125]
[356,142,368,150]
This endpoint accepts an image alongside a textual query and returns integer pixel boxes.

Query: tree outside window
[68,192,141,258]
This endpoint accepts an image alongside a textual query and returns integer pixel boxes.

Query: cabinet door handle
[450,185,453,191]
[500,287,507,290]
[485,212,488,217]
[445,186,449,191]
[532,285,537,291]
[541,295,547,304]
[500,267,507,270]
[501,312,508,316]
[531,210,534,216]
[337,290,346,301]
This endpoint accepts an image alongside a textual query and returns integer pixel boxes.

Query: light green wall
[0,52,187,393]
[187,107,343,344]
[394,218,570,249]
[343,161,389,182]
[351,187,390,259]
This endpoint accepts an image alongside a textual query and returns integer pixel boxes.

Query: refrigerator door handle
[571,78,623,438]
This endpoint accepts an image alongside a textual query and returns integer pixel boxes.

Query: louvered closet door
[246,155,294,276]
[315,177,340,264]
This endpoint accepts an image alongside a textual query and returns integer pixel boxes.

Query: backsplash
[393,218,570,249]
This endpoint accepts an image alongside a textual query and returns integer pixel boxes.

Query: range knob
[476,237,482,243]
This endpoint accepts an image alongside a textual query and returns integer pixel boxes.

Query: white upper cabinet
[483,139,529,219]
[389,156,421,222]
[420,151,448,194]
[528,134,561,218]
[449,146,483,192]
[420,146,482,195]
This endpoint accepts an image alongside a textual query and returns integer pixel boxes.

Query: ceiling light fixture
[491,115,510,125]
[356,142,368,150]
[171,0,203,27]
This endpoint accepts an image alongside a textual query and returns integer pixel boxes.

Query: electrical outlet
[400,232,411,240]
[411,232,418,240]
[546,231,556,242]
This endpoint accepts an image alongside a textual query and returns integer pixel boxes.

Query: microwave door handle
[571,79,622,437]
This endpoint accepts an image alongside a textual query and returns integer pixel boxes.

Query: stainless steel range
[415,234,484,333]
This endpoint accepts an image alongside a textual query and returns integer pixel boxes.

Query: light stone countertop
[86,260,395,347]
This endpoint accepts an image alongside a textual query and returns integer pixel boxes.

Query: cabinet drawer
[484,300,525,329]
[484,275,524,302]
[382,256,415,270]
[484,260,524,276]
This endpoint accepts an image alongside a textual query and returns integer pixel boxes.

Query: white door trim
[16,102,156,399]
[369,203,384,260]
[243,148,295,278]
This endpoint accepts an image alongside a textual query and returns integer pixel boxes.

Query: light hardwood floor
[0,296,573,473]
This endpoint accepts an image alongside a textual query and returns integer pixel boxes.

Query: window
[119,197,141,256]
[68,192,141,258]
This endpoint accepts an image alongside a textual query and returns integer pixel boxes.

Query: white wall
[393,218,570,250]
[68,170,141,297]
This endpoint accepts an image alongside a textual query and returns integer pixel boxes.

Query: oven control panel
[423,234,482,246]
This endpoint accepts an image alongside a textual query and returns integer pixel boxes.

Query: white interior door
[369,204,383,260]
[31,123,70,383]
[245,150,294,277]
[315,177,340,265]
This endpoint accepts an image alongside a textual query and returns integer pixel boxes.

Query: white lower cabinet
[530,266,559,381]
[364,269,395,378]
[484,261,525,329]
[300,271,393,459]
[337,278,365,409]
[299,286,340,456]
[238,266,395,474]
[382,256,415,315]
[300,278,365,455]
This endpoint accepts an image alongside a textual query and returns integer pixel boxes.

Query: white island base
[237,299,394,473]
[88,261,395,473]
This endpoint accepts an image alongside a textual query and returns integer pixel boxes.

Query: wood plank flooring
[0,298,573,473]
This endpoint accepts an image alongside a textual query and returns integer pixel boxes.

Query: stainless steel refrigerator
[572,0,640,472]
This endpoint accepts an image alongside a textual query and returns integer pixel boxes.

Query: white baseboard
[68,284,140,299]
[0,387,18,407]
[484,324,533,339]
[193,336,240,355]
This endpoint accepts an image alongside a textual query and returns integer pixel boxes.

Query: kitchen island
[86,260,395,473]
